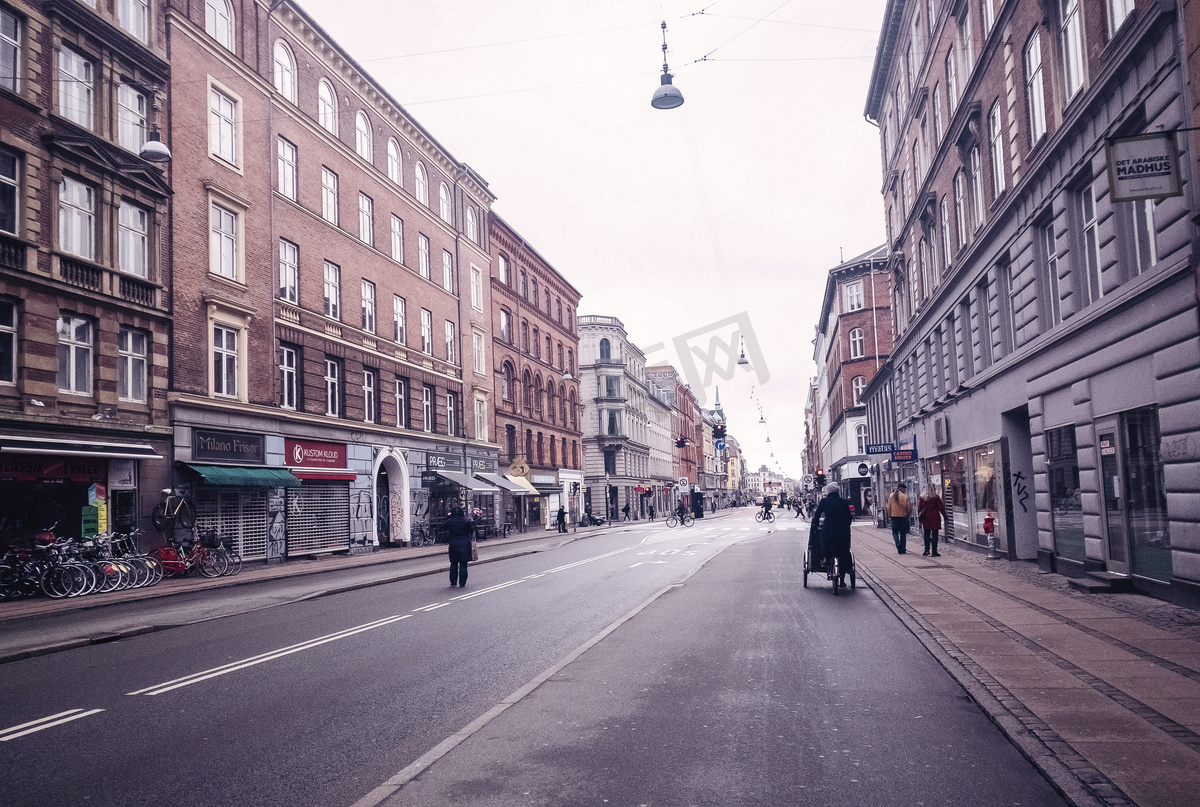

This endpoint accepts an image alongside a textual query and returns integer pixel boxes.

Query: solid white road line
[542,546,636,574]
[0,709,105,742]
[126,615,411,696]
[453,580,524,600]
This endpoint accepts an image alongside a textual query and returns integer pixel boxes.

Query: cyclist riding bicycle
[676,501,688,521]
[761,497,773,520]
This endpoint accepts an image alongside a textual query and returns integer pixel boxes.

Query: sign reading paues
[194,430,265,464]
[286,439,347,469]
[426,452,463,472]
[1107,133,1183,202]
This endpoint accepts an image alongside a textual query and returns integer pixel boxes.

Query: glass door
[1097,416,1130,575]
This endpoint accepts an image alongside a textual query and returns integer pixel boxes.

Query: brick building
[646,364,699,513]
[163,0,498,557]
[489,214,582,530]
[0,0,173,544]
[866,0,1200,605]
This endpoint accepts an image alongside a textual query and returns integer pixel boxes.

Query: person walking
[621,502,631,521]
[648,503,656,521]
[917,483,946,556]
[556,505,567,534]
[445,506,476,588]
[810,483,853,585]
[887,482,913,554]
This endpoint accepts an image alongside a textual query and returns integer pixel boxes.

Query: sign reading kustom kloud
[1106,132,1182,202]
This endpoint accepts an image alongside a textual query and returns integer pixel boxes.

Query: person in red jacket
[917,483,947,557]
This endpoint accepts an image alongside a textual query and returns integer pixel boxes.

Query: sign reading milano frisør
[1106,132,1182,202]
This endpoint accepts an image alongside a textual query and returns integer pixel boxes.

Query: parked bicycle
[409,522,432,547]
[151,529,229,578]
[152,488,196,532]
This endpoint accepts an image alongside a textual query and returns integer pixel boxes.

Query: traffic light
[713,423,726,440]
[816,470,826,489]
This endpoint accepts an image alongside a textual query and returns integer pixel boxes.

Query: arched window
[849,328,866,359]
[499,309,512,343]
[532,327,540,359]
[557,343,564,370]
[387,139,401,184]
[415,162,428,205]
[505,424,516,459]
[531,279,538,307]
[546,335,552,365]
[205,0,233,50]
[273,41,296,102]
[519,272,527,297]
[561,437,568,468]
[855,423,868,454]
[567,349,574,375]
[521,321,529,352]
[525,429,533,461]
[559,384,566,422]
[571,440,578,468]
[536,432,544,465]
[548,385,557,423]
[466,207,477,242]
[439,182,452,223]
[599,338,611,360]
[534,375,544,418]
[556,299,563,323]
[318,80,338,135]
[550,437,557,466]
[569,390,577,428]
[523,370,532,413]
[501,362,513,400]
[498,254,509,284]
[355,112,372,160]
[852,375,867,406]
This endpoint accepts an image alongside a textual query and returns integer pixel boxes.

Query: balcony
[0,233,26,271]
[46,253,164,310]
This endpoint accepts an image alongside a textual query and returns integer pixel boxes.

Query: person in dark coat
[556,506,567,533]
[445,506,475,588]
[918,483,947,556]
[810,484,854,585]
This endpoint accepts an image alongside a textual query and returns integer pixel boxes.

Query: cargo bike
[802,523,856,595]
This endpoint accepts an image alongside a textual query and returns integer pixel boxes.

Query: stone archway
[372,449,410,546]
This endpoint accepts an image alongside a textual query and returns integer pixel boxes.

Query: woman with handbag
[917,484,946,556]
[445,506,476,588]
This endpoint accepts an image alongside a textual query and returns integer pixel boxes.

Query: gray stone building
[866,0,1200,605]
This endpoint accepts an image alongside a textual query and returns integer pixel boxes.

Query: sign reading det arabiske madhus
[1106,132,1183,202]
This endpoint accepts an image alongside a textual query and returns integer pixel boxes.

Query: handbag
[470,539,479,562]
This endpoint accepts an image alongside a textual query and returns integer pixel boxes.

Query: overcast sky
[302,0,888,480]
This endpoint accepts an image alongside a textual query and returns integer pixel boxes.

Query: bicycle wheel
[410,528,427,548]
[198,549,226,578]
[176,499,196,529]
[151,503,171,532]
[40,565,73,598]
[767,512,775,523]
[223,550,242,576]
[95,561,122,593]
[755,512,764,522]
[665,516,677,528]
[151,546,185,577]
[143,554,165,585]
[682,514,694,527]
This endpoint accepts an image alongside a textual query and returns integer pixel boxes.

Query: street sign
[714,438,726,451]
[802,474,813,488]
[866,443,895,454]
[678,477,688,487]
[858,462,869,476]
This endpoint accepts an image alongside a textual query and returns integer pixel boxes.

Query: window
[324,359,340,417]
[531,278,538,307]
[473,330,485,373]
[317,80,337,134]
[940,197,952,267]
[498,254,509,284]
[361,280,376,333]
[1128,198,1157,277]
[471,266,482,309]
[323,261,340,319]
[277,137,297,201]
[466,207,478,242]
[387,139,401,184]
[205,0,233,50]
[556,299,563,323]
[1079,182,1102,304]
[500,309,512,343]
[363,369,377,423]
[279,346,297,409]
[501,362,512,400]
[845,281,864,312]
[321,168,338,225]
[446,392,457,436]
[918,238,932,301]
[355,112,372,161]
[209,86,237,164]
[358,193,373,245]
[1,9,20,94]
[279,240,298,303]
[1060,0,1085,99]
[57,315,92,394]
[444,320,456,363]
[440,250,453,292]
[273,41,296,102]
[212,324,237,398]
[395,378,407,427]
[1025,32,1047,144]
[988,103,1005,196]
[418,234,430,279]
[422,386,433,432]
[567,349,574,376]
[953,170,968,248]
[117,85,147,151]
[415,162,428,205]
[475,398,487,440]
[118,201,148,277]
[1108,0,1134,36]
[519,272,527,297]
[946,51,958,112]
[599,338,611,360]
[981,0,994,36]
[0,300,13,384]
[393,295,406,344]
[959,5,975,68]
[59,176,94,260]
[856,424,868,455]
[531,326,538,357]
[390,215,404,262]
[849,327,865,359]
[933,84,943,142]
[59,47,93,129]
[439,182,452,223]
[210,203,237,279]
[969,146,984,230]
[852,376,866,407]
[118,326,146,403]
[1041,224,1062,327]
[420,309,432,354]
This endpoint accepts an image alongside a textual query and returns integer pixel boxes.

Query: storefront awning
[182,463,301,487]
[435,471,499,492]
[0,435,163,460]
[504,474,539,495]
[476,473,529,494]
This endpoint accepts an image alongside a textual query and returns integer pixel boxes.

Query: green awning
[182,463,301,487]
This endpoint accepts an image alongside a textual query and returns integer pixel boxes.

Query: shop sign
[420,470,441,488]
[858,463,869,477]
[88,482,106,505]
[892,447,919,462]
[194,430,265,464]
[469,456,497,473]
[109,459,136,489]
[531,473,557,485]
[1106,133,1182,202]
[0,455,106,482]
[82,506,99,536]
[866,443,895,454]
[426,452,463,471]
[286,439,347,469]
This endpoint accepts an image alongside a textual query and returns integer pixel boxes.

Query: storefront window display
[971,443,1004,549]
[1123,407,1171,581]
[944,452,968,543]
[1046,425,1085,563]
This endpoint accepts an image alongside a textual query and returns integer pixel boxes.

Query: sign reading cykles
[1106,132,1182,202]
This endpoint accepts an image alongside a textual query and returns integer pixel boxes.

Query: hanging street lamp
[650,21,684,110]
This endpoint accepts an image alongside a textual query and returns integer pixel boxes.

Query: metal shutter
[285,481,350,555]
[194,488,269,560]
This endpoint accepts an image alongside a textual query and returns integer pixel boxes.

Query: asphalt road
[0,510,1067,807]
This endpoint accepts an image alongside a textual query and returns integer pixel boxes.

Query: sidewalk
[853,522,1200,807]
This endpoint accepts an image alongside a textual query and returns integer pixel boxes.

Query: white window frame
[954,171,968,248]
[318,79,338,135]
[940,197,952,267]
[324,358,340,417]
[321,167,338,225]
[393,295,406,344]
[361,279,376,333]
[418,234,430,279]
[844,281,864,312]
[1025,32,1047,144]
[213,323,238,398]
[444,320,456,363]
[209,202,238,280]
[390,215,404,262]
[1042,224,1061,327]
[849,327,865,360]
[851,376,866,407]
[117,84,147,152]
[118,0,149,41]
[969,146,984,230]
[118,200,148,277]
[420,308,432,354]
[415,161,428,205]
[471,266,483,310]
[446,391,457,436]
[946,50,958,112]
[277,136,297,201]
[209,85,238,166]
[358,193,373,245]
[1,8,20,94]
[989,103,1005,196]
[205,0,233,50]
[1080,182,1102,305]
[1061,0,1085,99]
[58,176,94,260]
[355,111,372,161]
[363,369,377,423]
[856,424,868,455]
[1131,198,1157,277]
[387,139,401,184]
[279,345,297,409]
[474,397,486,441]
[1108,0,1135,36]
[499,309,512,343]
[498,254,509,284]
[472,330,485,374]
[57,315,92,395]
[118,325,147,403]
[273,41,296,102]
[323,261,341,319]
[466,207,478,242]
[0,300,16,385]
[422,385,433,432]
[58,47,93,130]
[439,182,452,223]
[395,378,407,428]
[279,239,298,303]
[442,250,453,292]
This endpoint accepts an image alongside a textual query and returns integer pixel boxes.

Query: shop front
[530,472,560,529]
[922,441,1008,556]
[421,451,498,540]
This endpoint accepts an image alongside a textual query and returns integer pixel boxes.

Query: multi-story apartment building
[164,0,498,558]
[490,215,582,530]
[867,0,1200,605]
[579,315,651,520]
[0,0,173,544]
[647,364,699,512]
[811,246,891,513]
[645,372,674,517]
[724,435,745,505]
